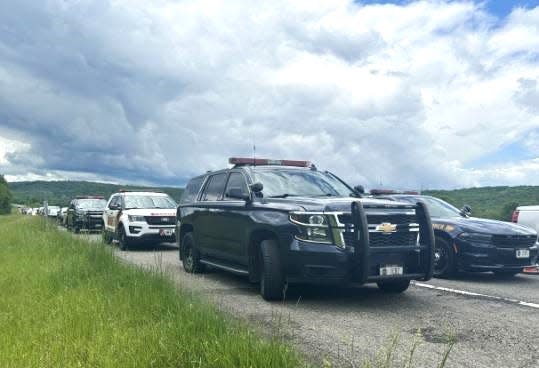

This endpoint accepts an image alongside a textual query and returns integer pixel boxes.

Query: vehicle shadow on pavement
[200,269,414,308]
[125,242,178,252]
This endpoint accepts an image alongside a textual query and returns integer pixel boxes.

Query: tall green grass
[0,216,304,368]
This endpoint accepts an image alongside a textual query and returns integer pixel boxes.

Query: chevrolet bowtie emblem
[376,223,397,233]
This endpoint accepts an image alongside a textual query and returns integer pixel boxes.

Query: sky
[0,0,538,190]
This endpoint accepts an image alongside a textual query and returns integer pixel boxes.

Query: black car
[177,158,435,300]
[66,196,107,233]
[376,194,538,278]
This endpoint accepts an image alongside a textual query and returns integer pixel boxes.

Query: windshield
[253,169,354,198]
[400,196,461,218]
[77,199,107,209]
[124,195,177,209]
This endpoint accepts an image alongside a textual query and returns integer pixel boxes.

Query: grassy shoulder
[0,215,304,368]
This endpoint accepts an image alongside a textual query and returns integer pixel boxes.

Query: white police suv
[102,190,177,250]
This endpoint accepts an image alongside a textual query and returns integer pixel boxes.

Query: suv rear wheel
[181,232,205,273]
[260,239,285,301]
[118,225,131,251]
[102,230,113,245]
[377,279,410,293]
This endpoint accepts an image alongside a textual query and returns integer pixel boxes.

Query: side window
[224,172,248,200]
[201,173,228,201]
[181,177,205,204]
[109,196,119,209]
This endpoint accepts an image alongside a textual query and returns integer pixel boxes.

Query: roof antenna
[252,144,256,167]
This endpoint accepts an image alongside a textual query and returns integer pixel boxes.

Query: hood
[261,196,415,213]
[77,207,105,212]
[123,208,176,217]
[435,216,537,236]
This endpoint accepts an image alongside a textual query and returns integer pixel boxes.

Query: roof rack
[370,189,419,195]
[229,157,313,168]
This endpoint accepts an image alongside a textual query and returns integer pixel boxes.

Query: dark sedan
[377,194,538,278]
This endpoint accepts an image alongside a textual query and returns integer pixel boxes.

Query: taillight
[512,210,519,223]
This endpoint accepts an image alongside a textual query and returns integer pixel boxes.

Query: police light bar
[76,195,105,199]
[229,157,312,167]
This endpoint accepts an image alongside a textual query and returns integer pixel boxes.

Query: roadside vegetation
[8,180,184,207]
[0,215,302,367]
[0,175,12,214]
[424,185,539,221]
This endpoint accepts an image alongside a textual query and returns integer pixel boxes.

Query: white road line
[412,281,539,310]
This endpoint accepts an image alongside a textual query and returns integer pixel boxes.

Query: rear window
[181,177,205,204]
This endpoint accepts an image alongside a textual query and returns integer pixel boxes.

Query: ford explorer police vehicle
[102,191,177,250]
[66,196,107,233]
[177,158,435,301]
[374,192,538,278]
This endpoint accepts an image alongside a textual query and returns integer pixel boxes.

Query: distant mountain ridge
[8,180,184,207]
[8,180,539,221]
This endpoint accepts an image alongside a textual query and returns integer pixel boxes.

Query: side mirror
[250,182,264,193]
[354,185,365,195]
[110,203,122,210]
[226,188,250,201]
[460,205,472,216]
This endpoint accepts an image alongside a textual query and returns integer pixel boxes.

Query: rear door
[104,195,121,233]
[197,172,228,257]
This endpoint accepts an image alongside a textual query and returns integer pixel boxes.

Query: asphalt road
[77,232,539,368]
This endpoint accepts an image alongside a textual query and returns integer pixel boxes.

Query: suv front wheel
[260,239,285,301]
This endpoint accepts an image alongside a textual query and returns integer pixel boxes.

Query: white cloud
[0,0,538,189]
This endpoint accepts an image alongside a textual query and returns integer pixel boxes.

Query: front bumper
[457,239,538,271]
[285,239,428,285]
[75,213,104,231]
[126,222,176,242]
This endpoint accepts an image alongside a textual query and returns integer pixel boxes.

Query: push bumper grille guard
[351,200,435,283]
[415,201,435,281]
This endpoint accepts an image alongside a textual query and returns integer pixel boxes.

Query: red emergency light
[229,157,312,167]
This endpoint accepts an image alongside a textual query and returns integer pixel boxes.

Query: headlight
[458,232,492,243]
[290,212,332,244]
[128,215,146,222]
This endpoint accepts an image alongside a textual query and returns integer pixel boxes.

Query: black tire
[260,239,285,301]
[181,232,205,273]
[494,270,520,278]
[102,230,113,245]
[434,237,457,278]
[73,223,80,234]
[377,279,410,293]
[118,226,131,251]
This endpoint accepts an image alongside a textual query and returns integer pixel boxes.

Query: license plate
[95,224,102,227]
[516,249,530,259]
[380,265,403,276]
[160,229,174,236]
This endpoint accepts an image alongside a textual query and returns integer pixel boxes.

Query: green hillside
[9,180,539,221]
[8,181,184,207]
[424,186,539,221]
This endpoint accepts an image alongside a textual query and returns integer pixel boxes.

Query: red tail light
[511,210,519,223]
